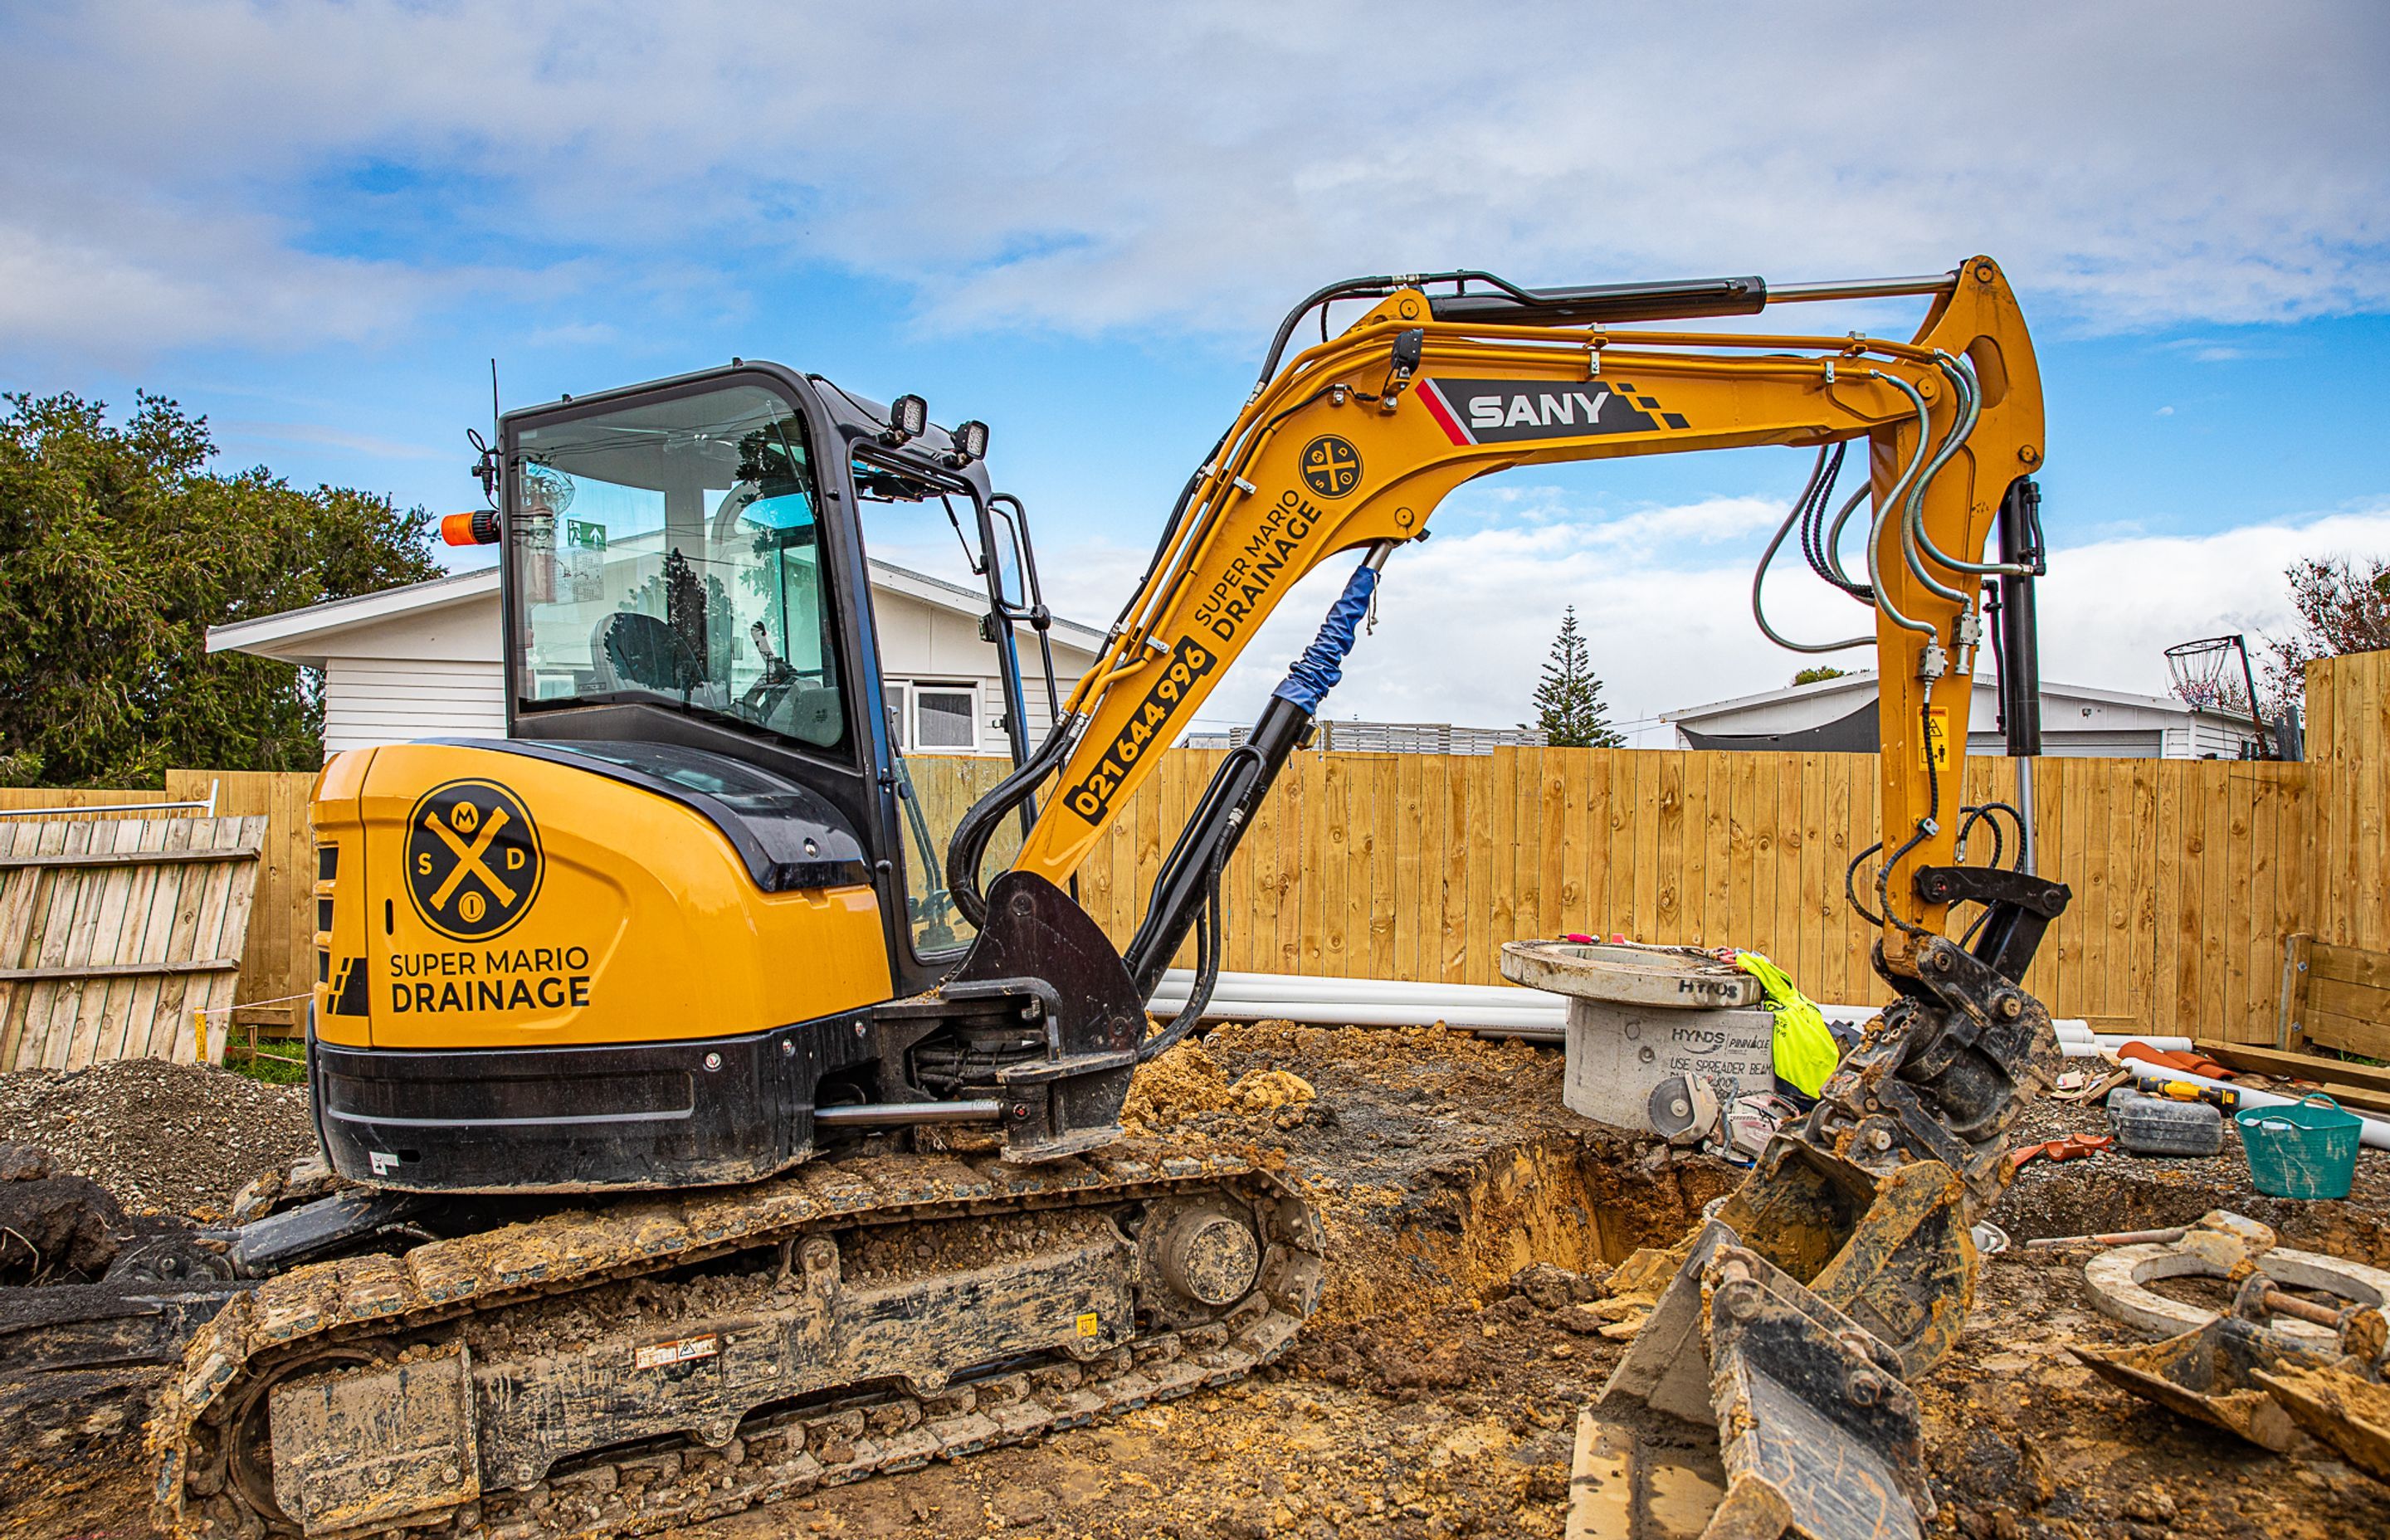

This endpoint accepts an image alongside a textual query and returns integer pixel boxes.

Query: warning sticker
[1075,1311,1100,1338]
[634,1334,720,1371]
[1919,705,1953,771]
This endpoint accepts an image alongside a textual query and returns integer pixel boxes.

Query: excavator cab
[305,364,1108,1195]
[494,367,1036,967]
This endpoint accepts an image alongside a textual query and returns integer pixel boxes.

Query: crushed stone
[0,1058,314,1220]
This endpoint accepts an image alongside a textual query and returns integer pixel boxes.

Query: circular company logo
[404,779,544,942]
[1300,435,1363,499]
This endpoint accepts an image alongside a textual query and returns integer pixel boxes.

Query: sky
[3,2,2386,745]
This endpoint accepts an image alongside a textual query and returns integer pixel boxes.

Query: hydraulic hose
[944,713,1083,929]
[1876,371,1971,608]
[1845,841,1887,928]
[1874,694,1944,938]
[1820,480,1873,596]
[1797,443,1871,602]
[1752,445,1874,655]
[1907,353,2039,580]
[1137,847,1225,1062]
[1865,373,1947,641]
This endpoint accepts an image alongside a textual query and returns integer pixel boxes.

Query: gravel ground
[0,1058,315,1219]
[7,1031,2390,1539]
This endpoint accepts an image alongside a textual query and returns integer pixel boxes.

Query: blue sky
[4,2,2385,743]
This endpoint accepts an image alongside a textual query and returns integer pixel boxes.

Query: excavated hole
[1323,1132,1732,1319]
[1995,1165,2390,1267]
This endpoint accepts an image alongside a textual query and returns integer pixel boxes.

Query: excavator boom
[992,259,2042,975]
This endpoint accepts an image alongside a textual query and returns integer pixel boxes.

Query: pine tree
[1526,607,1623,748]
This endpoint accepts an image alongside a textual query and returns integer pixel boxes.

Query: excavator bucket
[1575,1158,1966,1540]
[1572,924,2061,1540]
[2071,1316,2328,1453]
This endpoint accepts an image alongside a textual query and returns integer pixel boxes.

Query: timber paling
[152,1146,1323,1540]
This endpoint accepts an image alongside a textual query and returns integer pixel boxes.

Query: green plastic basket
[2235,1094,2362,1201]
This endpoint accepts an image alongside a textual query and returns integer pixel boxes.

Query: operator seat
[593,612,707,703]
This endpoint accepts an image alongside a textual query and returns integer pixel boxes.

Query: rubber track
[149,1145,1324,1539]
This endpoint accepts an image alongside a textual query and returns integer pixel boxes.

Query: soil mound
[0,1057,313,1220]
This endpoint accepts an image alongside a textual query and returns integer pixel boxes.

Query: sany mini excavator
[141,258,2063,1540]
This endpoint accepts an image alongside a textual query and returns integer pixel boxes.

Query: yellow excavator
[144,257,2068,1540]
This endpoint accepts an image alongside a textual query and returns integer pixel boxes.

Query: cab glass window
[509,383,846,751]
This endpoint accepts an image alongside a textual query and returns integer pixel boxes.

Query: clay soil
[8,1028,2390,1539]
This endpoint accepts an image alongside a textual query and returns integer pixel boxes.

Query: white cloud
[0,184,451,357]
[968,497,2390,748]
[0,1,2384,359]
[2035,508,2390,694]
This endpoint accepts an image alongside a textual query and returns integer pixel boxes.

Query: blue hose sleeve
[1271,563,1379,714]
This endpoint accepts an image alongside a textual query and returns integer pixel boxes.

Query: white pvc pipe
[1147,990,1554,1015]
[1154,972,2192,1050]
[1156,999,1567,1030]
[1154,969,1554,1005]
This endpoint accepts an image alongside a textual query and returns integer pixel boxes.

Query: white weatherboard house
[1661,673,2268,759]
[209,560,1105,759]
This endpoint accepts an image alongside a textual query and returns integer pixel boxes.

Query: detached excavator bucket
[2071,1316,2329,1453]
[1573,1154,1973,1540]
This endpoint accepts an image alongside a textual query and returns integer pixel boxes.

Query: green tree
[0,391,443,785]
[2264,554,2390,705]
[1792,665,1850,686]
[1526,606,1623,748]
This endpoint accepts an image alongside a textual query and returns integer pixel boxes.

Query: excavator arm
[1000,257,2041,969]
[947,257,2067,1539]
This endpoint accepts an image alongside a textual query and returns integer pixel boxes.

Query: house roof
[207,555,1105,664]
[1661,670,2251,728]
[208,562,500,656]
[857,560,1106,649]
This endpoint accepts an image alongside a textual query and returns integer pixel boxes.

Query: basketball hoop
[2165,634,2272,756]
[2164,635,2246,711]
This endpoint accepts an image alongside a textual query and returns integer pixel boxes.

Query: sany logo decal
[1471,390,1610,431]
[1416,378,1689,446]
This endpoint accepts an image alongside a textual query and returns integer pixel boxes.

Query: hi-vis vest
[1735,951,1840,1098]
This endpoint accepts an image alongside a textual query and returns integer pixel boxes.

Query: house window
[887,679,980,753]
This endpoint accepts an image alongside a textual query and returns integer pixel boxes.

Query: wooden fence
[0,816,268,1070]
[1,650,2378,1050]
[2307,647,2390,962]
[0,786,198,819]
[164,770,316,1032]
[1060,747,2319,1043]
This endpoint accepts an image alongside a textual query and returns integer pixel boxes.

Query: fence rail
[2,651,2378,1049]
[0,787,190,821]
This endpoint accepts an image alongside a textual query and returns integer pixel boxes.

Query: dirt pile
[0,1057,314,1219]
[1123,1040,1319,1133]
[0,1144,129,1282]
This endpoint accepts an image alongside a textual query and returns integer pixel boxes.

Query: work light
[885,393,928,444]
